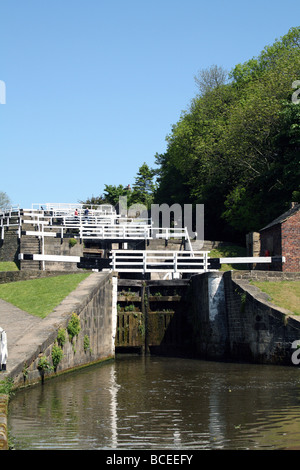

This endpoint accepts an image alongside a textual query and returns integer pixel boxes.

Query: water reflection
[8,355,300,450]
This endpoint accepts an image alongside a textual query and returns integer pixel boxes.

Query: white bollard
[0,328,8,371]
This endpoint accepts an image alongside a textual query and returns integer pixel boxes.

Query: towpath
[0,272,104,381]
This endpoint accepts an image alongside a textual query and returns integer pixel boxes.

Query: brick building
[259,203,300,272]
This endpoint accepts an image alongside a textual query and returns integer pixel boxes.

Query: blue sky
[1,0,299,209]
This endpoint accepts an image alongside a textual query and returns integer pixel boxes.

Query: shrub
[69,238,77,248]
[51,342,64,371]
[0,377,14,395]
[57,327,66,347]
[37,356,52,372]
[83,335,90,352]
[67,312,81,342]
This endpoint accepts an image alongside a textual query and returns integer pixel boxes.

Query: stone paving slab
[0,299,42,345]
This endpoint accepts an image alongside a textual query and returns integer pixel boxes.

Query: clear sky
[1,0,299,209]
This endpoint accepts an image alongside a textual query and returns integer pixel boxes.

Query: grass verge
[250,280,300,315]
[0,273,90,318]
[0,262,19,272]
[209,244,247,271]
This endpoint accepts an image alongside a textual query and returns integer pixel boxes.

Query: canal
[7,355,300,450]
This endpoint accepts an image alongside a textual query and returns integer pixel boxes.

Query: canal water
[7,355,300,450]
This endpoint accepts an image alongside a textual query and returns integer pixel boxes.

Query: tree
[102,184,132,207]
[80,195,106,207]
[131,163,156,208]
[0,191,11,210]
[154,26,300,241]
[194,64,228,95]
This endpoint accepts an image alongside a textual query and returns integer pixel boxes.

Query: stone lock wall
[224,271,300,364]
[0,395,8,450]
[10,272,117,389]
[0,229,19,263]
[42,237,84,271]
[0,269,79,284]
[188,271,300,365]
[188,272,229,359]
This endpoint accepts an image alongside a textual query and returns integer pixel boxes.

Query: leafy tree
[82,164,156,211]
[130,163,156,208]
[103,184,132,207]
[154,26,300,242]
[82,26,300,242]
[80,195,106,207]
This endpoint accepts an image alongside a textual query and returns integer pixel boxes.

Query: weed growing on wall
[51,342,64,371]
[37,356,52,384]
[0,377,14,395]
[69,238,77,248]
[67,312,81,342]
[83,335,90,353]
[57,327,66,347]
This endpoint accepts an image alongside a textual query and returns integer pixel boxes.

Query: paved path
[0,272,106,381]
[0,299,45,379]
[0,299,42,348]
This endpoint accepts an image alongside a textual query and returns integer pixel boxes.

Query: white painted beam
[219,256,285,264]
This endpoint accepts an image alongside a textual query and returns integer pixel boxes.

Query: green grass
[0,273,91,318]
[0,262,19,272]
[209,244,247,271]
[250,280,300,315]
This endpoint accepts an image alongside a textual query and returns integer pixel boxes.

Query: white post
[0,328,8,371]
[111,275,118,354]
[174,252,177,273]
[112,252,116,271]
[204,252,208,272]
[41,225,45,271]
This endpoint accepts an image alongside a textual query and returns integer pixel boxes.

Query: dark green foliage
[67,312,81,342]
[82,27,300,243]
[51,343,64,371]
[153,26,300,241]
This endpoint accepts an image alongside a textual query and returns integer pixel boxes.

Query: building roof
[260,203,300,231]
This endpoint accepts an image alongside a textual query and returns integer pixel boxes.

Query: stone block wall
[231,270,300,281]
[0,230,19,263]
[0,395,8,450]
[42,237,84,271]
[281,209,300,272]
[188,271,300,365]
[224,271,300,364]
[0,269,78,284]
[188,272,229,360]
[246,232,260,257]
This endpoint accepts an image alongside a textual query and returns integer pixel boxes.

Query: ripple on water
[8,356,300,450]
